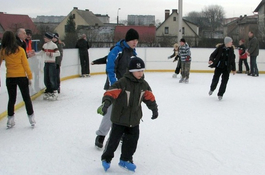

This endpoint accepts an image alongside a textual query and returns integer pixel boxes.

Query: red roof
[114,26,156,43]
[0,12,38,39]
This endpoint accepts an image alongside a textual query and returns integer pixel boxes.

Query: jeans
[250,56,259,75]
[44,63,57,93]
[181,61,191,79]
[6,77,34,116]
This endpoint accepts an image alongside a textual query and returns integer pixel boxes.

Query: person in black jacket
[246,31,259,77]
[208,36,236,100]
[16,28,27,57]
[97,57,158,172]
[75,34,90,77]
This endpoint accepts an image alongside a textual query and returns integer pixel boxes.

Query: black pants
[79,53,90,75]
[6,77,34,116]
[238,59,249,72]
[55,65,61,90]
[175,60,181,74]
[210,67,230,96]
[101,123,139,162]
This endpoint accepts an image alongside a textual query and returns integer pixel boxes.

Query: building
[114,26,156,46]
[156,9,199,47]
[223,15,258,44]
[95,14,110,23]
[33,16,65,23]
[0,12,38,39]
[127,15,155,26]
[54,7,104,40]
[254,0,265,42]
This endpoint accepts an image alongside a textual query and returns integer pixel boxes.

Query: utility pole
[117,8,121,25]
[178,0,183,41]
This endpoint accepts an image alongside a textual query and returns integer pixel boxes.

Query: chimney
[172,9,178,14]
[73,7,78,10]
[85,9,89,11]
[165,10,170,20]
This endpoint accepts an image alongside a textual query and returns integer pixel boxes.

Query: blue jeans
[44,63,57,93]
[250,56,259,75]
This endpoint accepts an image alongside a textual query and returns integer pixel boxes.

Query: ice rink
[0,72,265,175]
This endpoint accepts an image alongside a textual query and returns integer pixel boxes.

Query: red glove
[185,56,191,61]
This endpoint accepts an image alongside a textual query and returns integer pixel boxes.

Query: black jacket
[209,44,236,72]
[103,71,158,127]
[16,36,27,57]
[248,36,259,56]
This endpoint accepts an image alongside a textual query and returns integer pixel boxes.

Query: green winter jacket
[102,71,158,127]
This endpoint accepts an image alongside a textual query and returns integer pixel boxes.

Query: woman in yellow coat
[0,31,36,128]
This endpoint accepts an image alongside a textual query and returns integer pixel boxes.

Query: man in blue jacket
[95,28,139,148]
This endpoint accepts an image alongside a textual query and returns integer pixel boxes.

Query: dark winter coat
[92,56,107,64]
[102,71,158,127]
[16,36,27,57]
[248,36,259,56]
[209,43,236,72]
[54,40,64,66]
[75,38,90,59]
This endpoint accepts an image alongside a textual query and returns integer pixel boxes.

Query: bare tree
[202,5,225,38]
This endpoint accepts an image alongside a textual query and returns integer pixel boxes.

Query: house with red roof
[0,12,38,39]
[114,25,156,46]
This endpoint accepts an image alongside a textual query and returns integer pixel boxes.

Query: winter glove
[185,55,191,61]
[97,100,111,116]
[56,64,60,69]
[28,79,32,86]
[151,109,158,120]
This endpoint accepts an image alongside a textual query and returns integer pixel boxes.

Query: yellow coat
[0,47,32,79]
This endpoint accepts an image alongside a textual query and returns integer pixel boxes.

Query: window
[182,27,185,35]
[173,17,176,21]
[165,27,169,34]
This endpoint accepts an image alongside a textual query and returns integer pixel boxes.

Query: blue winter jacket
[106,40,137,86]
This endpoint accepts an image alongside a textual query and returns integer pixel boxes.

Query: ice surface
[0,72,265,175]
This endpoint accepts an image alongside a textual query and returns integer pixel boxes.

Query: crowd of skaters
[0,27,261,173]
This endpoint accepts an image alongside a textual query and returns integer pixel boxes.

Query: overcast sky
[0,0,261,23]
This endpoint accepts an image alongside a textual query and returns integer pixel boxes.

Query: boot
[95,135,105,148]
[7,116,15,128]
[119,160,136,172]
[28,114,36,126]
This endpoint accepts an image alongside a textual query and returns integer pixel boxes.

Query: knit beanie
[53,33,59,39]
[180,38,186,43]
[44,32,53,39]
[26,29,32,35]
[129,57,145,72]
[224,36,233,44]
[125,28,139,42]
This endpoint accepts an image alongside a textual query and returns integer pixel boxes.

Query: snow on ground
[0,72,265,175]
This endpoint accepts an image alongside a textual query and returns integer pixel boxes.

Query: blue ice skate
[118,160,136,172]
[102,160,110,172]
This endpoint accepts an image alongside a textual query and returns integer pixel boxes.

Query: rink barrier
[1,47,265,121]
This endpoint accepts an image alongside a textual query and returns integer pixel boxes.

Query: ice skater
[208,36,236,100]
[168,43,181,78]
[97,57,158,172]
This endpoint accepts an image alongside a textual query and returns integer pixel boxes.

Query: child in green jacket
[97,57,158,172]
